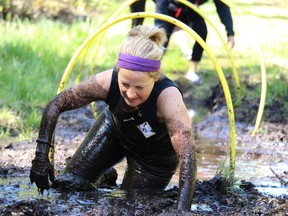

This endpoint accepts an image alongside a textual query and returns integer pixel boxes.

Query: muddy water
[1,106,287,214]
[194,137,288,197]
[1,133,287,215]
[173,136,287,196]
[190,106,288,197]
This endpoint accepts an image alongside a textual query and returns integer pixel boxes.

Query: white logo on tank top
[137,121,156,138]
[123,117,134,122]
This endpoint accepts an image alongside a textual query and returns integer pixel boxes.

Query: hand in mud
[30,155,55,194]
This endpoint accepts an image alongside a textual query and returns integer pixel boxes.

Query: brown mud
[0,80,287,215]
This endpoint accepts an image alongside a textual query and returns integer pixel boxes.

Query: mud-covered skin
[38,74,108,144]
[31,72,110,193]
[29,140,55,193]
[165,118,197,211]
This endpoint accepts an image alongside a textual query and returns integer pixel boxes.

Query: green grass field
[0,0,287,139]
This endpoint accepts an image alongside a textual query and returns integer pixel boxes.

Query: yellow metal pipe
[220,0,266,136]
[220,0,267,136]
[74,47,88,84]
[251,46,267,136]
[58,12,237,174]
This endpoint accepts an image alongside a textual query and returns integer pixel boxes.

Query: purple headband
[117,53,161,72]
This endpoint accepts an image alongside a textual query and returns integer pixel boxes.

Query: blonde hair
[120,25,167,61]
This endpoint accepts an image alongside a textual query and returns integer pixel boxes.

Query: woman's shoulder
[155,74,182,95]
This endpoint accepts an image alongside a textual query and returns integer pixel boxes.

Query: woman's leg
[190,13,207,63]
[154,0,175,49]
[130,0,146,26]
[53,109,125,190]
[185,12,208,84]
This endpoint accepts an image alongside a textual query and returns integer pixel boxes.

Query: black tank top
[105,68,181,168]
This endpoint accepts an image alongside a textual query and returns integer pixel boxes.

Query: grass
[0,0,287,139]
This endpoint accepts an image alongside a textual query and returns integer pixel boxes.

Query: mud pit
[0,80,287,215]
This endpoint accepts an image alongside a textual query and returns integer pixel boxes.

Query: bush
[0,0,119,22]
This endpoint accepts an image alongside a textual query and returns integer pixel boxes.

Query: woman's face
[118,68,156,108]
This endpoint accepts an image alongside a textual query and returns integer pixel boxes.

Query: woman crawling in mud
[29,25,197,212]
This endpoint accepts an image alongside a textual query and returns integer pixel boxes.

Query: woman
[30,25,197,212]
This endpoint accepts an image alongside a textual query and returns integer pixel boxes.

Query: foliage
[0,0,287,139]
[0,0,120,21]
[0,107,20,137]
[214,159,248,196]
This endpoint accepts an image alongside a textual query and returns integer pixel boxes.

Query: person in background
[155,0,235,85]
[29,25,197,212]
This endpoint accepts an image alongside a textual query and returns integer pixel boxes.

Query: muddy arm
[157,87,197,212]
[30,69,112,193]
[168,123,197,211]
[38,69,112,143]
[174,130,197,211]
